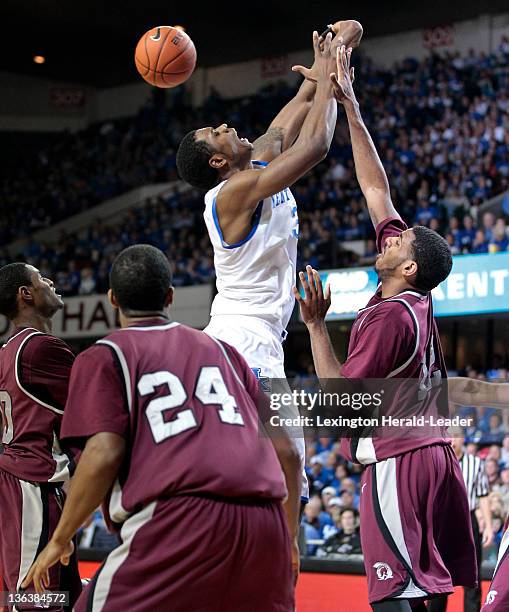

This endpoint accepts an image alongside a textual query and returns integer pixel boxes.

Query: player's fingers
[350,66,355,83]
[347,47,353,68]
[323,32,333,54]
[312,269,324,300]
[20,566,35,590]
[299,271,311,301]
[291,65,316,82]
[43,568,50,590]
[33,569,43,594]
[292,285,303,303]
[336,46,343,77]
[306,265,316,298]
[325,282,331,303]
[312,31,320,52]
[341,45,349,72]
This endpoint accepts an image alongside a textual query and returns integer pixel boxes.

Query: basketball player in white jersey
[176,23,362,513]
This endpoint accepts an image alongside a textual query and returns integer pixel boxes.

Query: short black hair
[176,130,219,190]
[0,263,33,319]
[411,226,453,291]
[110,245,172,313]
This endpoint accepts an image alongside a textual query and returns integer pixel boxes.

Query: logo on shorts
[485,590,498,604]
[373,562,394,581]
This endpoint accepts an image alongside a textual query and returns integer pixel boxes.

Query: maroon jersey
[0,327,74,482]
[61,319,287,529]
[340,217,449,464]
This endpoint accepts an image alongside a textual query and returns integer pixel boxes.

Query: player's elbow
[308,139,329,161]
[278,440,301,472]
[85,433,126,471]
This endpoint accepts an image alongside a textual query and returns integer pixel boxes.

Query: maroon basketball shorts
[359,443,477,604]
[0,470,81,611]
[76,495,294,612]
[481,536,509,611]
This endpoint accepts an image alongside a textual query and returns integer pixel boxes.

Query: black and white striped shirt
[459,452,490,512]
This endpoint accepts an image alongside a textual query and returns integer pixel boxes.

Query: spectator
[485,458,501,488]
[316,508,362,556]
[78,267,96,295]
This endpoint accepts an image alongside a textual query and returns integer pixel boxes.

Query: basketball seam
[154,28,174,73]
[134,59,193,76]
[142,33,150,76]
[159,39,192,72]
[136,56,150,77]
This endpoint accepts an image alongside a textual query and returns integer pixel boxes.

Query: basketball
[134,26,197,88]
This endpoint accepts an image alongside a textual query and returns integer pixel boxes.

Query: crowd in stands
[2,39,509,291]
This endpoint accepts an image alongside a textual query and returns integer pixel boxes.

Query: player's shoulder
[20,331,74,362]
[362,298,416,333]
[101,321,211,348]
[212,161,266,201]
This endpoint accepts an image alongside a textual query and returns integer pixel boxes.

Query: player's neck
[12,313,53,334]
[220,156,253,180]
[380,279,414,299]
[120,312,170,328]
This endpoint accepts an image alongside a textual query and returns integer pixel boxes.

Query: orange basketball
[135,26,197,88]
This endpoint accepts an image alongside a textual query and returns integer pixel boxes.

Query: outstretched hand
[292,265,331,327]
[291,30,336,83]
[21,539,74,594]
[331,46,356,104]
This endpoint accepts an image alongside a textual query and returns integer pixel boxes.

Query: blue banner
[316,252,509,320]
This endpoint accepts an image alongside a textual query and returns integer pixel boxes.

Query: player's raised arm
[220,32,338,210]
[252,20,363,162]
[293,265,343,379]
[332,46,399,228]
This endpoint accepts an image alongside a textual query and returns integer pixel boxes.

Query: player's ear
[18,285,34,306]
[108,288,119,310]
[209,154,227,170]
[164,287,174,308]
[402,259,418,280]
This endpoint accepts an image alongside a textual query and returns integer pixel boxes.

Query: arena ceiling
[1,0,508,87]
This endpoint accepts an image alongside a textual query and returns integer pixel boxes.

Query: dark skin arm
[251,73,317,162]
[258,389,301,583]
[332,46,398,227]
[293,265,342,379]
[21,433,126,593]
[217,32,338,244]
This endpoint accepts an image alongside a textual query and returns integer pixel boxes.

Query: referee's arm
[477,462,494,547]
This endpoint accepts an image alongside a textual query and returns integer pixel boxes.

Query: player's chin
[53,294,65,309]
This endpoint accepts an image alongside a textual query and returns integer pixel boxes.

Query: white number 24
[138,367,244,443]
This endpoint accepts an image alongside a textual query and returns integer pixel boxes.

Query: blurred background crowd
[2,40,509,291]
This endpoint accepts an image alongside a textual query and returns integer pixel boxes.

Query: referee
[429,435,494,612]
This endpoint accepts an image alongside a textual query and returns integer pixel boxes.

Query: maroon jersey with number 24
[61,319,287,529]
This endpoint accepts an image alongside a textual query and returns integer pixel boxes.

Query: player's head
[375,226,452,292]
[0,263,63,321]
[109,245,173,319]
[176,124,253,190]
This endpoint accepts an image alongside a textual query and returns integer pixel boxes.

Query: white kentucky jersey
[204,160,298,330]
